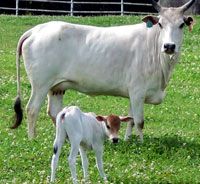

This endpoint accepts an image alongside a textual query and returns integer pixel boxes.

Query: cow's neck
[159,53,179,90]
[149,26,180,90]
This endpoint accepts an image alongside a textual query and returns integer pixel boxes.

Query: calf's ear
[142,16,159,28]
[119,116,133,122]
[184,16,195,32]
[96,116,107,122]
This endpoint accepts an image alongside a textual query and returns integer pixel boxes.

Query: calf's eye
[106,124,110,129]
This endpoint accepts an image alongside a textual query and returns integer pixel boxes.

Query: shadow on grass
[104,134,200,158]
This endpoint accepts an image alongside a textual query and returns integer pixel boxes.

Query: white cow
[12,0,195,141]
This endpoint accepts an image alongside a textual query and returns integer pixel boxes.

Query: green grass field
[0,15,199,183]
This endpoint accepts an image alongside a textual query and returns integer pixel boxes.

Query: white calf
[50,106,132,183]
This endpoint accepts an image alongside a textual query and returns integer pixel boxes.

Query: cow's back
[21,21,148,97]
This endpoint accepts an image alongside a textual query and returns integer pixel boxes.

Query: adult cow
[12,0,195,141]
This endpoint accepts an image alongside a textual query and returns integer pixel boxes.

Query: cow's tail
[11,30,32,129]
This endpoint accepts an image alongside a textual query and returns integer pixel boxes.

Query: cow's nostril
[164,43,176,54]
[164,43,176,50]
[112,138,119,144]
[164,43,168,49]
[170,44,175,50]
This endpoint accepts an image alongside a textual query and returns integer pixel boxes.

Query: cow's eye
[179,23,185,29]
[158,23,163,29]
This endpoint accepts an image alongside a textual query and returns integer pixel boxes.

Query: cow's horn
[180,0,196,12]
[149,0,161,12]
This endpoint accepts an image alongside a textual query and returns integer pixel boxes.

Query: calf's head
[142,0,195,55]
[96,115,133,143]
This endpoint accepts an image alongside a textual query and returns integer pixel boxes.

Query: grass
[0,15,200,183]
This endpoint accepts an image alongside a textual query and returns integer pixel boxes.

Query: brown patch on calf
[96,115,133,133]
[107,115,121,130]
[96,115,132,143]
[96,115,121,131]
[106,115,121,137]
[96,115,132,127]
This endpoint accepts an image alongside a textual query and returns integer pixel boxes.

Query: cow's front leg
[126,95,144,143]
[124,105,134,141]
[47,90,64,125]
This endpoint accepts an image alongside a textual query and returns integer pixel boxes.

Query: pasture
[0,15,200,183]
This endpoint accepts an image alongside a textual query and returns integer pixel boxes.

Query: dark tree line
[0,0,156,15]
[0,0,199,15]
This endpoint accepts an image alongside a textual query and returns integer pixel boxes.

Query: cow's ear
[184,16,195,32]
[142,16,159,28]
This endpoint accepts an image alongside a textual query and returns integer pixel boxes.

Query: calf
[50,106,132,183]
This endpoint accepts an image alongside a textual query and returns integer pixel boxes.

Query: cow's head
[142,0,195,55]
[96,115,133,143]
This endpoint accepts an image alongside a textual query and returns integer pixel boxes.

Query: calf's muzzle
[112,137,119,144]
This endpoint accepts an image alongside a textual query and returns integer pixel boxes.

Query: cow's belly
[51,80,129,98]
[145,90,165,105]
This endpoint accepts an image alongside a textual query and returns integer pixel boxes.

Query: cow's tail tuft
[11,29,32,129]
[11,96,23,129]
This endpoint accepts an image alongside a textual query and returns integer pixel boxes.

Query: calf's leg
[50,130,66,182]
[79,146,89,180]
[68,142,80,184]
[93,145,107,181]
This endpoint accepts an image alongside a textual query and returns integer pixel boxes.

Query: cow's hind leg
[26,87,48,139]
[47,90,64,125]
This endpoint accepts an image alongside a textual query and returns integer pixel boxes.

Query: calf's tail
[11,30,32,129]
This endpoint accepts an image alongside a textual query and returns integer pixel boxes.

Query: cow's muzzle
[164,43,176,55]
